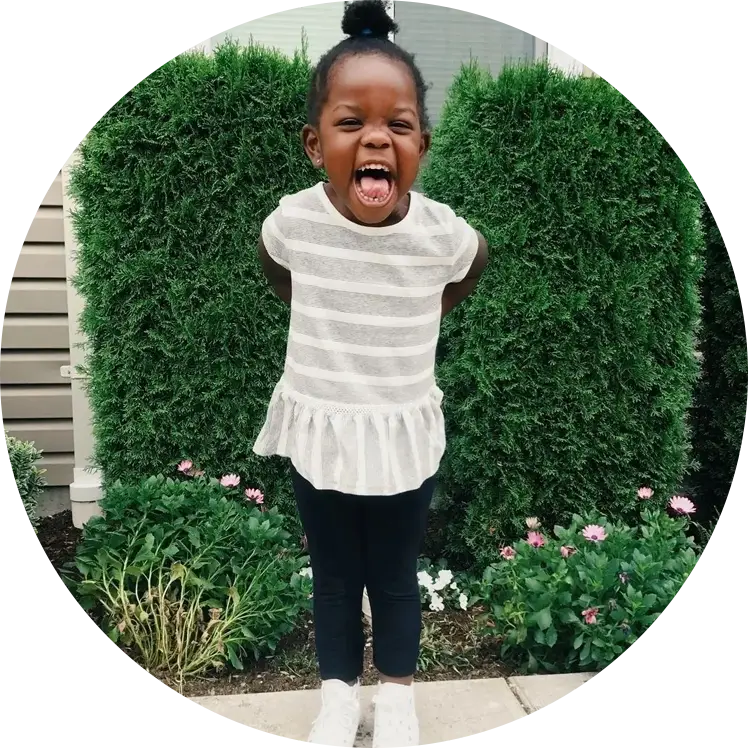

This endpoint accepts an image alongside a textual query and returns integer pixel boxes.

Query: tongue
[359,175,390,200]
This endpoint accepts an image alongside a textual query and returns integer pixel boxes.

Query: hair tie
[361,28,373,36]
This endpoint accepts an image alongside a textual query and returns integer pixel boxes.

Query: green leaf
[559,608,578,624]
[544,625,558,648]
[580,641,591,661]
[642,593,657,609]
[573,633,585,650]
[226,645,243,671]
[534,607,552,631]
[525,577,545,593]
[187,527,201,548]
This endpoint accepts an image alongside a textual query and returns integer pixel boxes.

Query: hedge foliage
[69,43,316,515]
[690,207,747,519]
[6,432,45,530]
[422,63,704,567]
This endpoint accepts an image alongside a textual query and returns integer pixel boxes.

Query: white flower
[433,569,453,591]
[429,593,445,612]
[417,571,434,591]
[299,567,313,579]
[458,593,468,611]
[450,582,458,590]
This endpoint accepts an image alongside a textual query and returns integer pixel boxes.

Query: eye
[390,121,414,132]
[336,118,362,129]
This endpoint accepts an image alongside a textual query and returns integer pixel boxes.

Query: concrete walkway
[193,673,594,745]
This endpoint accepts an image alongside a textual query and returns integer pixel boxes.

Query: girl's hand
[441,231,488,318]
[258,235,292,304]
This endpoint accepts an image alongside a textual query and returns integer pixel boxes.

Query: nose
[363,126,391,149]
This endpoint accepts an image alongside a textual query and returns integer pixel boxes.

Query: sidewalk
[192,673,594,745]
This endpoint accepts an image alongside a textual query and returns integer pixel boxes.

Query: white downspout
[61,152,103,528]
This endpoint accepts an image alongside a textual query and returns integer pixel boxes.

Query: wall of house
[211,2,347,64]
[2,173,74,486]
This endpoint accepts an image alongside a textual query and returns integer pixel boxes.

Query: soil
[36,512,514,698]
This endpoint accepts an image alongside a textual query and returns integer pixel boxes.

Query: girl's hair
[306,0,430,130]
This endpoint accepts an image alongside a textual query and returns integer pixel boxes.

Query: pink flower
[177,460,193,474]
[527,531,545,548]
[638,486,653,500]
[560,545,576,558]
[669,495,696,515]
[582,607,599,625]
[525,517,541,530]
[220,474,241,488]
[500,546,516,560]
[244,487,264,504]
[582,524,608,543]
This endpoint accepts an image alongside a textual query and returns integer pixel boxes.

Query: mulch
[37,512,514,697]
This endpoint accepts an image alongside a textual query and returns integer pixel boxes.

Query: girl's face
[303,54,430,226]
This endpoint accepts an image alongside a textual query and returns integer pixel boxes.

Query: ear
[419,131,432,161]
[302,125,324,168]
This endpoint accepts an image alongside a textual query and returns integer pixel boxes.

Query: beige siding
[14,246,67,278]
[2,172,73,486]
[1,385,73,419]
[1,351,70,384]
[6,280,68,314]
[39,453,75,486]
[2,316,70,349]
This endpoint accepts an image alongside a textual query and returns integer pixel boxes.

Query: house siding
[212,2,347,64]
[2,172,74,486]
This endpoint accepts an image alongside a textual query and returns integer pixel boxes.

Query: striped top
[253,182,479,496]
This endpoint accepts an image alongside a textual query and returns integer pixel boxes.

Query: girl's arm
[441,231,489,317]
[258,235,292,304]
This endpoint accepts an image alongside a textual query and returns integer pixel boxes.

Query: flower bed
[37,482,701,692]
[469,488,699,673]
[63,464,312,689]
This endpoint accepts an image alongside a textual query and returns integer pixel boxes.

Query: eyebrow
[331,104,417,116]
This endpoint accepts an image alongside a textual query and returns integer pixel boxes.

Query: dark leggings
[291,466,435,682]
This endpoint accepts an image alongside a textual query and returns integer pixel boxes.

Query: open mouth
[354,163,395,207]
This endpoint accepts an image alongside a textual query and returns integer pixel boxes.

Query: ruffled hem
[253,379,445,496]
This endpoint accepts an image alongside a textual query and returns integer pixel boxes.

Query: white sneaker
[373,682,419,748]
[308,679,361,746]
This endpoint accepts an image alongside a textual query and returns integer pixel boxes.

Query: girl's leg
[291,466,367,683]
[363,475,436,683]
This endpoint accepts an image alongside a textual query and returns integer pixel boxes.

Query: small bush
[471,492,698,673]
[5,432,45,529]
[68,41,317,520]
[423,62,703,567]
[65,473,311,687]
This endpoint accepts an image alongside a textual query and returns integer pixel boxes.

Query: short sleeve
[447,214,480,284]
[261,208,290,270]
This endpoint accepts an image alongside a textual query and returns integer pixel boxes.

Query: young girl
[254,2,488,745]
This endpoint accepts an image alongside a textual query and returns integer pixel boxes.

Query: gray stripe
[280,218,459,258]
[287,339,435,379]
[291,312,440,348]
[293,283,441,318]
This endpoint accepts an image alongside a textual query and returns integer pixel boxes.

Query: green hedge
[69,43,316,516]
[690,207,747,519]
[6,432,45,530]
[423,63,704,567]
